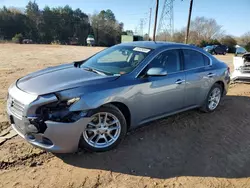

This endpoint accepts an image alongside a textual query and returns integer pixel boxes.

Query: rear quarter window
[203,54,210,65]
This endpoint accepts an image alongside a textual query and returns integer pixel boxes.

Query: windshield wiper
[82,66,120,76]
[82,67,107,76]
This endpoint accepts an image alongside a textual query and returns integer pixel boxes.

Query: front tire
[79,104,127,152]
[200,83,222,113]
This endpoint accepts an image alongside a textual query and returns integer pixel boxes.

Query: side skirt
[137,105,199,127]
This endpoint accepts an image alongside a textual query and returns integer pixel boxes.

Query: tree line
[0,1,123,46]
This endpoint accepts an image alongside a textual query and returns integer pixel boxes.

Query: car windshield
[205,46,214,50]
[81,45,152,75]
[236,47,247,53]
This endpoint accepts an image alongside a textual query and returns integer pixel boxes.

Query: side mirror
[146,67,167,76]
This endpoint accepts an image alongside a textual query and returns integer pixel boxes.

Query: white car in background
[86,35,95,46]
[232,53,250,81]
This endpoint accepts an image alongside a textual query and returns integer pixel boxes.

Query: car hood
[243,52,250,57]
[16,63,119,95]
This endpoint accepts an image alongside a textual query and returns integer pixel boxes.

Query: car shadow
[56,95,250,179]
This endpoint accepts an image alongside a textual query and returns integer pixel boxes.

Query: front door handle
[175,79,185,84]
[207,73,216,78]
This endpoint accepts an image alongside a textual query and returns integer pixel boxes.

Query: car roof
[119,41,191,49]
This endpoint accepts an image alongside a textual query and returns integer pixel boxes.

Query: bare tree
[157,16,224,45]
[188,16,224,44]
[220,35,237,47]
[172,30,185,43]
[238,31,250,46]
[156,31,171,41]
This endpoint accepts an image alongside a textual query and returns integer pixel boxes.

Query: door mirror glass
[146,67,167,76]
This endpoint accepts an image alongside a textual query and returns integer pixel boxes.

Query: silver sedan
[7,42,230,153]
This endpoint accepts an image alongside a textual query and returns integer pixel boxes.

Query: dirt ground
[1,44,250,188]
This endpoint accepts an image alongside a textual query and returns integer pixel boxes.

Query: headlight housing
[66,97,80,106]
[37,97,82,123]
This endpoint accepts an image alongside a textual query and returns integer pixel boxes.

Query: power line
[134,27,138,35]
[148,0,155,9]
[129,0,155,37]
[157,0,174,39]
[139,18,144,36]
[148,8,152,40]
[123,12,148,16]
[134,11,148,36]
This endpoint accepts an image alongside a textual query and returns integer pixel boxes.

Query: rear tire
[79,104,127,152]
[200,83,222,113]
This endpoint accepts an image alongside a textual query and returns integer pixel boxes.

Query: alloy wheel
[208,87,221,110]
[83,112,121,148]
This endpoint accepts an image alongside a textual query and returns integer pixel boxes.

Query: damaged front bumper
[9,111,91,153]
[7,84,92,153]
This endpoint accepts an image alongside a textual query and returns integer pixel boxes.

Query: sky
[0,0,249,37]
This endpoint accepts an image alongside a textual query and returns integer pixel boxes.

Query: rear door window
[183,49,207,70]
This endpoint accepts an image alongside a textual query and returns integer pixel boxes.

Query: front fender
[69,87,131,112]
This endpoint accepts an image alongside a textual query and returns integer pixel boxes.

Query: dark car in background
[203,46,214,53]
[203,45,227,55]
[220,45,229,53]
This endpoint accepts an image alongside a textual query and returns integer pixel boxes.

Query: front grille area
[241,69,250,73]
[239,66,250,73]
[8,95,25,119]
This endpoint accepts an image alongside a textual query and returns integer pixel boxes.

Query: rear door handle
[207,73,216,78]
[175,79,185,84]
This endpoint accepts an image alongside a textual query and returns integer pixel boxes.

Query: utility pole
[153,0,159,41]
[148,8,152,41]
[134,27,138,35]
[139,18,144,36]
[185,0,193,44]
